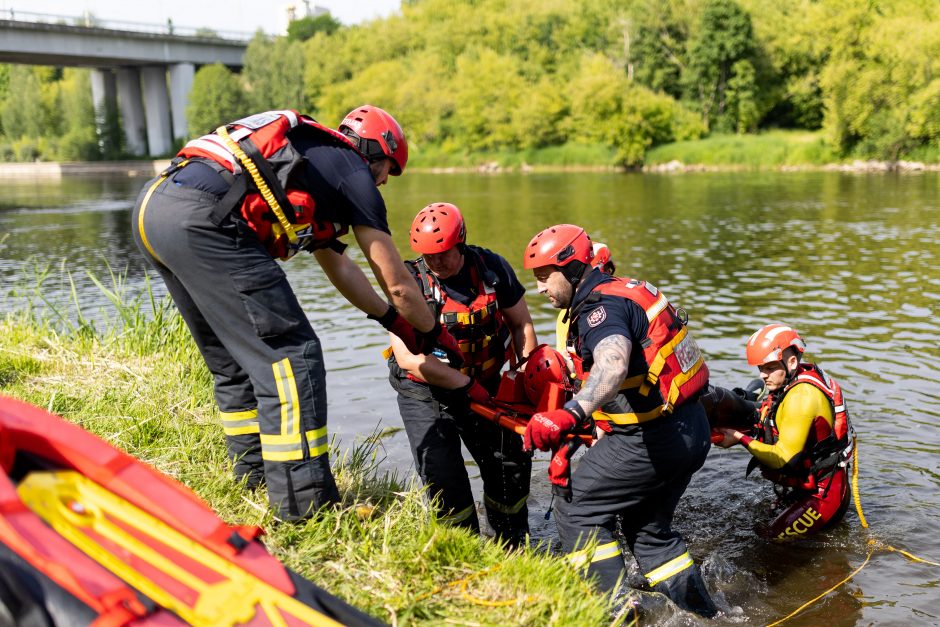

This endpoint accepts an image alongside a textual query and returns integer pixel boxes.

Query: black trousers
[131,174,339,521]
[390,369,531,544]
[555,401,717,618]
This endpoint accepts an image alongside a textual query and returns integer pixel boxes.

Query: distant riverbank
[2,130,938,177]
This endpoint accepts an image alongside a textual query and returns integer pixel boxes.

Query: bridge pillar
[168,63,195,142]
[90,69,118,155]
[141,65,173,156]
[116,68,147,156]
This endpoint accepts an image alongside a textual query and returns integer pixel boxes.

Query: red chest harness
[567,277,710,424]
[178,110,366,260]
[411,248,514,382]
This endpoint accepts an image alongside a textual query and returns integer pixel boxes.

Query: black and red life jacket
[753,363,853,488]
[178,110,366,260]
[567,277,710,425]
[410,247,514,382]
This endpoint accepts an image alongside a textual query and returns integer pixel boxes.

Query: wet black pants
[131,174,339,521]
[554,401,717,618]
[390,373,531,544]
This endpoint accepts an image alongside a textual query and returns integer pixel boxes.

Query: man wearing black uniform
[388,203,537,544]
[521,224,717,617]
[131,107,460,521]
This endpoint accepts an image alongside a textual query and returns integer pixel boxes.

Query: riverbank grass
[645,130,838,168]
[0,281,615,625]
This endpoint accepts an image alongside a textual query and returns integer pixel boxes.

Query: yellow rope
[851,436,868,528]
[766,436,939,626]
[215,126,297,244]
[412,563,535,608]
[764,538,877,627]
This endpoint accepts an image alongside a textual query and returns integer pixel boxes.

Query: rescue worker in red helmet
[715,324,854,540]
[388,202,538,545]
[523,224,716,618]
[131,106,460,522]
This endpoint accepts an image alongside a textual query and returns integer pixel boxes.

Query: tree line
[1,0,938,165]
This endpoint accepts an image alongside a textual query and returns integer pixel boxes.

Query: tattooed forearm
[574,334,631,414]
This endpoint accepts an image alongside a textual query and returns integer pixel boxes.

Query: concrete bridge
[0,11,250,156]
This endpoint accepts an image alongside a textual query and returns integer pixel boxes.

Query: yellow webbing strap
[642,325,688,394]
[17,471,342,627]
[215,125,298,244]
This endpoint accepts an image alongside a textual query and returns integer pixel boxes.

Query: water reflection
[2,171,939,624]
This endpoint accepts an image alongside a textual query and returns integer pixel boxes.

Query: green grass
[0,273,619,625]
[645,130,839,168]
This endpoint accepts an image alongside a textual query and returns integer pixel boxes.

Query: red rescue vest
[411,248,514,382]
[178,110,365,260]
[755,363,853,487]
[568,277,709,424]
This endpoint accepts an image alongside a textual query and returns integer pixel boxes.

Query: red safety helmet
[410,203,466,254]
[591,242,615,274]
[523,224,593,270]
[523,345,570,405]
[339,105,408,175]
[746,324,807,366]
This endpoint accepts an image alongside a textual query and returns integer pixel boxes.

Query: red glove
[369,306,422,353]
[548,440,582,502]
[523,408,579,452]
[460,379,491,405]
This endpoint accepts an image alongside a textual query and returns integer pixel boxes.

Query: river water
[1,171,938,625]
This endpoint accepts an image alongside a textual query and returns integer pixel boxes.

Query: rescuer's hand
[715,427,742,448]
[523,408,578,452]
[420,321,464,367]
[369,305,423,354]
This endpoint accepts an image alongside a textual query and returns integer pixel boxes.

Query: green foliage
[819,0,940,160]
[287,14,342,42]
[1,0,940,165]
[243,33,306,111]
[186,64,251,136]
[682,0,762,132]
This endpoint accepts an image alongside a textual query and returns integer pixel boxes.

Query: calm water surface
[1,171,938,625]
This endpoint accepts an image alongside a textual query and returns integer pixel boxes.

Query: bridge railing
[0,9,255,42]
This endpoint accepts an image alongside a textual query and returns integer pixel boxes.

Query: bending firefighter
[132,107,460,521]
[715,324,854,540]
[388,203,537,545]
[522,224,716,617]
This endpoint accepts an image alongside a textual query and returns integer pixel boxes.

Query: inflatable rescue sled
[0,395,381,626]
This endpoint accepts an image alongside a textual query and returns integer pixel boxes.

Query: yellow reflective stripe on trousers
[645,551,694,586]
[220,408,259,436]
[261,427,328,462]
[439,504,475,525]
[136,175,170,265]
[568,541,622,568]
[484,492,528,515]
[272,358,300,436]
